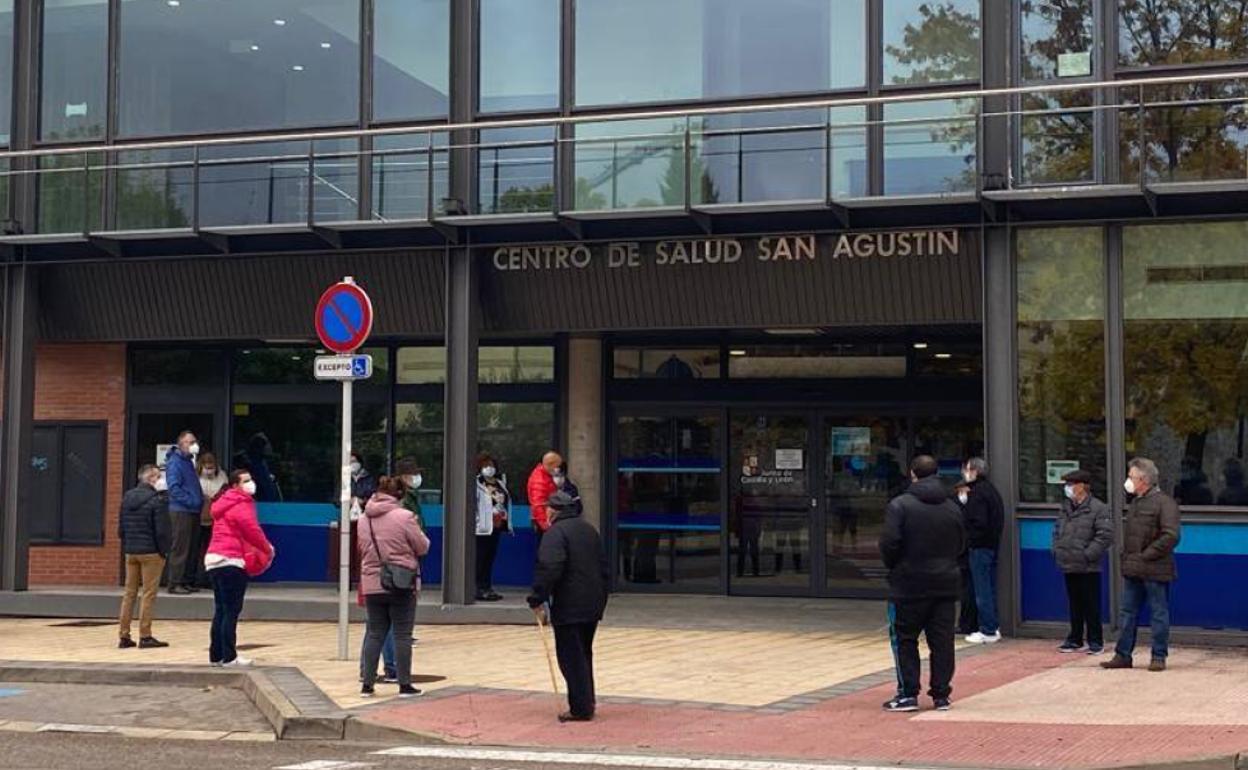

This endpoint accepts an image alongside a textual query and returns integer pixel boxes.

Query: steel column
[440,246,479,606]
[1103,225,1126,629]
[0,264,37,591]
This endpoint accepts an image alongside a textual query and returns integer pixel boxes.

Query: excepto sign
[315,278,374,354]
[314,355,374,381]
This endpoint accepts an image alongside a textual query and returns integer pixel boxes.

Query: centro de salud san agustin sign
[478,229,980,332]
[490,230,962,272]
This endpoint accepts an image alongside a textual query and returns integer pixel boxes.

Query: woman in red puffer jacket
[205,469,274,668]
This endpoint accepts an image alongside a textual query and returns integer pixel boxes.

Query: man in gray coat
[1052,469,1113,654]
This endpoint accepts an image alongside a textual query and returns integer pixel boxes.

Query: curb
[1110,755,1247,770]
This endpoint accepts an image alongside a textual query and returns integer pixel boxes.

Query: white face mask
[481,466,497,479]
[962,469,975,483]
[957,492,968,505]
[242,480,257,496]
[1063,484,1076,500]
[409,474,422,490]
[1124,478,1137,495]
[154,475,168,492]
[188,442,201,456]
[349,462,362,475]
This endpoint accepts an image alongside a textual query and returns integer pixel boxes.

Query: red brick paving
[362,641,1248,769]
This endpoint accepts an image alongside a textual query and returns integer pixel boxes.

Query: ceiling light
[249,44,260,51]
[913,342,928,349]
[166,0,180,6]
[320,42,332,49]
[292,65,305,71]
[729,349,747,357]
[274,18,287,26]
[935,353,952,359]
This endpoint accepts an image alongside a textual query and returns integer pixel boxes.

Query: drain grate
[49,620,114,628]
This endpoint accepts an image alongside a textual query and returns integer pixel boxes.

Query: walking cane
[534,604,561,715]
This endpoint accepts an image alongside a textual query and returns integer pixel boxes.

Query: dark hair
[395,456,421,475]
[137,463,158,483]
[229,469,252,487]
[911,455,939,479]
[477,452,496,470]
[177,430,196,442]
[196,452,219,474]
[377,475,408,498]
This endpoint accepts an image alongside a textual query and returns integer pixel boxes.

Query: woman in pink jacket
[205,469,274,667]
[358,476,430,697]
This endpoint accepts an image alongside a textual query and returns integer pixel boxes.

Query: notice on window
[830,427,871,456]
[1046,460,1080,484]
[776,449,804,470]
[1058,51,1091,78]
[156,443,174,468]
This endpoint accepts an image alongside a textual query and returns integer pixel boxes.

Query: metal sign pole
[337,377,353,660]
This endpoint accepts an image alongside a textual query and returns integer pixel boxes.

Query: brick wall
[27,343,127,586]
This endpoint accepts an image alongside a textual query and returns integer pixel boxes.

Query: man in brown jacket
[1102,457,1181,672]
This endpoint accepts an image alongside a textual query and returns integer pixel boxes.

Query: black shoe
[382,672,399,684]
[484,591,503,602]
[118,637,136,649]
[933,697,952,711]
[184,586,200,594]
[1058,641,1083,653]
[882,696,919,712]
[138,636,169,649]
[360,684,375,697]
[558,711,594,722]
[398,685,422,698]
[168,585,192,595]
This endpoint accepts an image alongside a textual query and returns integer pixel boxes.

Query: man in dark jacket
[1103,457,1181,672]
[165,431,204,595]
[962,457,1005,643]
[879,455,965,713]
[1052,470,1113,654]
[528,491,610,723]
[118,464,172,649]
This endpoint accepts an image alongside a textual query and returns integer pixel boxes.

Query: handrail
[0,69,1245,161]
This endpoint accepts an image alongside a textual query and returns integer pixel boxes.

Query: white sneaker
[965,631,1003,644]
[223,657,253,668]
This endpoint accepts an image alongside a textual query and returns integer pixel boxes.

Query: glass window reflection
[480,0,559,113]
[373,0,449,121]
[0,1,11,145]
[41,0,109,142]
[1119,0,1248,67]
[372,133,449,221]
[575,0,866,107]
[883,99,977,195]
[118,0,360,137]
[1020,0,1094,81]
[883,0,980,85]
[478,127,556,214]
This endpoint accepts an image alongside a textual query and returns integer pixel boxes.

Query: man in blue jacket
[165,431,204,595]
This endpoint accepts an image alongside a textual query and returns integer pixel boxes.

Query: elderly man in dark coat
[1052,469,1113,654]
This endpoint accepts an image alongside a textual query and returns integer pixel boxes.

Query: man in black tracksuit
[879,455,966,712]
[528,491,610,723]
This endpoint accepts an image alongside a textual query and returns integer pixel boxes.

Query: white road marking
[373,746,954,770]
[274,762,376,770]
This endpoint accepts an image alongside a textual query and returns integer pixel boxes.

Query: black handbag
[366,518,417,594]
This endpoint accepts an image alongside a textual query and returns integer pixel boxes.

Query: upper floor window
[42,0,108,142]
[480,0,560,113]
[883,0,981,85]
[1119,0,1248,67]
[373,0,449,121]
[118,0,361,137]
[574,0,866,107]
[0,0,12,145]
[1020,0,1095,81]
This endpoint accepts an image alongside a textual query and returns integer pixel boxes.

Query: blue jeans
[968,548,999,634]
[1114,578,1171,661]
[887,601,903,698]
[208,566,248,664]
[359,627,396,678]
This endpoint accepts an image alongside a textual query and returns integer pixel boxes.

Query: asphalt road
[0,732,916,770]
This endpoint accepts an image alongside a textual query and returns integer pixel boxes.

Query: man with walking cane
[528,491,610,723]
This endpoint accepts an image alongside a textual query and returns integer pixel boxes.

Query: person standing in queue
[527,451,563,551]
[165,431,204,595]
[879,455,965,713]
[528,491,610,723]
[206,470,274,667]
[118,464,172,649]
[195,453,228,590]
[962,457,1005,644]
[1052,469,1113,655]
[953,481,978,636]
[359,476,430,698]
[476,452,512,602]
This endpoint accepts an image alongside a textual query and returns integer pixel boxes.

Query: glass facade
[882,0,981,85]
[373,0,450,121]
[883,99,977,195]
[1119,82,1248,184]
[479,0,559,113]
[1016,227,1107,504]
[1123,221,1248,507]
[41,0,109,142]
[574,0,866,106]
[1020,0,1095,81]
[0,0,11,146]
[1118,0,1248,67]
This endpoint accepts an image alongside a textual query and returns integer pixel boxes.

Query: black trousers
[363,591,416,688]
[1064,572,1103,647]
[208,566,247,664]
[475,531,501,593]
[167,512,198,588]
[893,597,957,700]
[553,621,597,718]
[958,563,978,634]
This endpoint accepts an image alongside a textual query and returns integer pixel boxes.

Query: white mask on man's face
[242,480,258,496]
[154,475,168,492]
[349,462,362,475]
[957,492,968,505]
[188,442,201,457]
[1124,478,1137,495]
[409,474,423,490]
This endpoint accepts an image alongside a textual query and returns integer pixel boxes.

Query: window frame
[29,420,109,546]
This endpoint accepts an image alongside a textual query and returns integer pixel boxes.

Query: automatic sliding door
[615,413,723,592]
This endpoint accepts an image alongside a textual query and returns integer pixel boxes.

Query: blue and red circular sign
[315,279,374,354]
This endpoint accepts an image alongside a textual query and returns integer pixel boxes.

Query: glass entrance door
[729,412,815,594]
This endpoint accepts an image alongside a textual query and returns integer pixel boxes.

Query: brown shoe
[1148,658,1166,672]
[557,711,594,723]
[1100,654,1133,669]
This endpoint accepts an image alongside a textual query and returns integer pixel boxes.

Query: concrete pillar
[564,337,603,531]
[440,247,479,606]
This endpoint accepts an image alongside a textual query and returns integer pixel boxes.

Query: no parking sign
[314,278,374,354]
